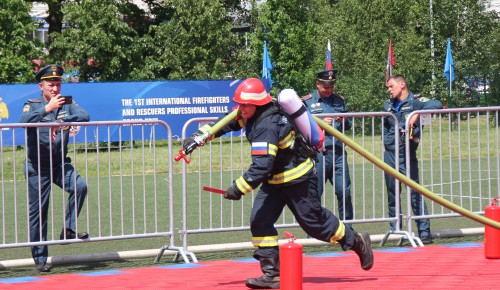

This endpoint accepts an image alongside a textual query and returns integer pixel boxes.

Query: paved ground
[1,242,498,289]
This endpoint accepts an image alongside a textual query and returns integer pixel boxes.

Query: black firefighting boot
[245,256,280,289]
[352,232,374,270]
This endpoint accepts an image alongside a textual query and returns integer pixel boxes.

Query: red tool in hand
[203,186,225,195]
[174,148,191,164]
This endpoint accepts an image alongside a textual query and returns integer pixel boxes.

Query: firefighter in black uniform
[19,64,90,272]
[182,78,374,289]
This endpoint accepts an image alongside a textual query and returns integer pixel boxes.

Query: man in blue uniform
[19,64,90,272]
[183,78,373,289]
[383,74,443,245]
[302,69,353,224]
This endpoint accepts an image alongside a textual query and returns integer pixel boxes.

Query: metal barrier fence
[178,112,411,255]
[178,108,500,258]
[0,120,191,262]
[400,107,500,241]
[2,107,499,266]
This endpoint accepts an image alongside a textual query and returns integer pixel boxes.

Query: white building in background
[489,0,500,12]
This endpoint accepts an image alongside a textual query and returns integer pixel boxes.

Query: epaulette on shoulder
[333,93,345,100]
[301,94,312,101]
[28,99,41,103]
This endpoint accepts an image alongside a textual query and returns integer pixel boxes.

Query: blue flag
[262,41,273,89]
[444,38,455,82]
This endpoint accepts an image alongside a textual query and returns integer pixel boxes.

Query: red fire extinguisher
[485,197,500,259]
[280,231,303,290]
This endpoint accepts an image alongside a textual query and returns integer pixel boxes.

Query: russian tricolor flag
[326,40,333,70]
[251,142,268,155]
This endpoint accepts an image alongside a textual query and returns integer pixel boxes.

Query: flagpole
[444,37,455,129]
[429,0,436,95]
[449,63,455,129]
[448,63,452,105]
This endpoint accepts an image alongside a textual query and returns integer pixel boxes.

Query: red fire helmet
[233,78,272,106]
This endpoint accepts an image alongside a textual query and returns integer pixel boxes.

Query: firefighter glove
[224,186,243,201]
[181,137,200,155]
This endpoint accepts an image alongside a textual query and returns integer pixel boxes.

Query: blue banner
[0,80,241,145]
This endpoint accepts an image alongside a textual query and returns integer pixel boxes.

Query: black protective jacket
[213,103,314,194]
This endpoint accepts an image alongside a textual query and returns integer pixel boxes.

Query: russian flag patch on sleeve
[251,142,269,155]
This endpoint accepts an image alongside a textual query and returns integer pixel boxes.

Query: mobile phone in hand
[62,96,73,104]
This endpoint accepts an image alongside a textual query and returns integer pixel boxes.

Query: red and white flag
[385,38,396,83]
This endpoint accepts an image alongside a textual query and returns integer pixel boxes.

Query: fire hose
[313,115,500,229]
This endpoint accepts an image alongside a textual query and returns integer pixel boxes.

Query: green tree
[238,0,331,96]
[274,0,497,110]
[478,15,500,104]
[2,0,499,105]
[47,0,139,81]
[130,0,237,80]
[430,0,495,106]
[484,15,500,105]
[0,0,42,83]
[320,0,437,112]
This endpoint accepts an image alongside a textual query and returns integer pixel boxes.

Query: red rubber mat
[1,243,498,289]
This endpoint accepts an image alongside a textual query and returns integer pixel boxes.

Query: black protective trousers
[250,171,355,258]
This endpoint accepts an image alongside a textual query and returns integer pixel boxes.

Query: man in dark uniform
[19,64,90,272]
[383,74,443,245]
[182,78,373,289]
[302,69,354,224]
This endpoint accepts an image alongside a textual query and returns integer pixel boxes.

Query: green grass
[1,116,498,178]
